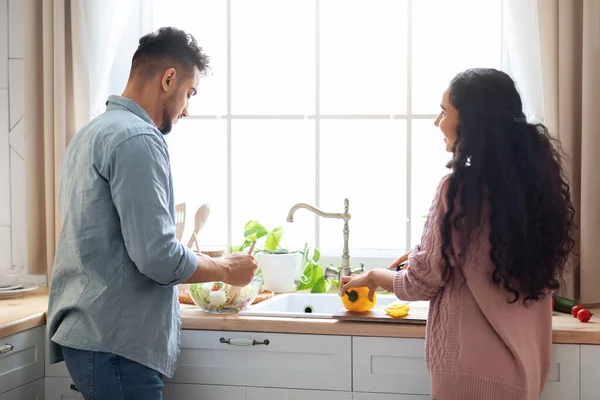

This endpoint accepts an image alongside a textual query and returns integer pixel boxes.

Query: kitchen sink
[238,292,402,319]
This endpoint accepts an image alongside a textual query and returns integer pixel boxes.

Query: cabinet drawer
[45,377,83,400]
[581,344,600,400]
[540,344,579,400]
[247,387,352,400]
[164,383,245,400]
[0,326,44,394]
[353,337,429,395]
[353,394,429,400]
[169,330,352,391]
[0,378,44,400]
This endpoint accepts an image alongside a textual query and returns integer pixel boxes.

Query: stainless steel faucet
[286,199,364,282]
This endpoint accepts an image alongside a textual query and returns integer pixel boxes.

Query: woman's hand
[340,271,378,302]
[389,251,411,269]
[340,269,397,302]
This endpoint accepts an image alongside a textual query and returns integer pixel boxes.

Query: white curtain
[501,0,545,124]
[71,0,154,123]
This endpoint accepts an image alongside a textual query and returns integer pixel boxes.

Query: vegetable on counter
[341,287,376,312]
[385,303,411,318]
[553,294,593,323]
[552,295,577,314]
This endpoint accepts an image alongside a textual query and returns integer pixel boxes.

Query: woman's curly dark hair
[442,68,576,303]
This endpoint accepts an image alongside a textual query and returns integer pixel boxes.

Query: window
[154,0,502,267]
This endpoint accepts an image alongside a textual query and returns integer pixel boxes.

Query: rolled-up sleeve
[109,133,197,286]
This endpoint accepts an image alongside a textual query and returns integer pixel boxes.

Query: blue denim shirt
[47,95,198,378]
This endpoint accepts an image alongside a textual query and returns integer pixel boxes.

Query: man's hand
[220,254,258,286]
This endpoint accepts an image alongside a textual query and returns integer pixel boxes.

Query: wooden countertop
[0,287,48,338]
[2,289,600,345]
[180,305,600,345]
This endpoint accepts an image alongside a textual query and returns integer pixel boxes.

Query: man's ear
[161,68,177,92]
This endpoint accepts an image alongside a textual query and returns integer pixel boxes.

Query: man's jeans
[61,345,164,400]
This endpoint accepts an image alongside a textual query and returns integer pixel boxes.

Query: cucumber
[553,295,577,314]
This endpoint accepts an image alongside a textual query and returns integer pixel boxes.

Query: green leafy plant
[230,220,288,254]
[297,243,339,293]
[231,220,338,293]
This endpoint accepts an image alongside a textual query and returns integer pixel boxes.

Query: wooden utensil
[187,204,210,251]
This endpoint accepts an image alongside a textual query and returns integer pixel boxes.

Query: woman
[342,68,576,400]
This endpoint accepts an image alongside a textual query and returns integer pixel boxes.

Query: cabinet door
[540,344,580,400]
[246,387,352,400]
[353,393,430,400]
[580,344,600,400]
[0,326,45,394]
[0,378,44,400]
[169,330,352,391]
[45,378,83,400]
[163,383,245,400]
[353,337,429,395]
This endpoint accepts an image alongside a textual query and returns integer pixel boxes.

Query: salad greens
[188,280,260,314]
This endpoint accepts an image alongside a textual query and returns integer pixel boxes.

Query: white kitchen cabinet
[580,344,600,400]
[0,378,44,400]
[353,337,429,396]
[163,383,245,400]
[169,330,352,391]
[0,326,45,395]
[246,387,352,400]
[45,377,83,400]
[353,393,430,400]
[540,344,580,400]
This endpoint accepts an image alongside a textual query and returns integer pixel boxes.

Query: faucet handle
[350,262,365,275]
[324,264,339,280]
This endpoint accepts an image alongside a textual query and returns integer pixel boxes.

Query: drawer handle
[219,337,270,346]
[0,344,13,354]
[70,383,79,392]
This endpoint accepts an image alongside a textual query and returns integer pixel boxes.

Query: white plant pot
[255,252,302,293]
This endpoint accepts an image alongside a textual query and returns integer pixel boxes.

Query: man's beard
[160,110,173,135]
[159,98,175,135]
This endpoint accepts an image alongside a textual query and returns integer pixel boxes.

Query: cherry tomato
[572,305,584,317]
[577,308,591,323]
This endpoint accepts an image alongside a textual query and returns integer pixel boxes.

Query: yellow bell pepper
[341,287,376,312]
[385,303,410,318]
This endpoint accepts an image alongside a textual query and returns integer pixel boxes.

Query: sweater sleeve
[393,174,453,301]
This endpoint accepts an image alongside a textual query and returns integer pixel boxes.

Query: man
[47,27,257,399]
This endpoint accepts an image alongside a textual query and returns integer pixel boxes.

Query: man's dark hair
[130,27,210,79]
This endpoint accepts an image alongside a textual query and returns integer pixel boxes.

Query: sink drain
[304,305,314,313]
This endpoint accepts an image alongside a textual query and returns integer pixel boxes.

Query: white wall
[0,0,40,285]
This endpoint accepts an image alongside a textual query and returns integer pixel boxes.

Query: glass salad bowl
[188,277,262,314]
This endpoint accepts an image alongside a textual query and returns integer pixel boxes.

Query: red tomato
[572,305,584,317]
[577,309,591,323]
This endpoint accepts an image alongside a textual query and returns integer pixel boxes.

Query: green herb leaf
[312,247,321,263]
[311,276,328,293]
[264,227,283,251]
[243,221,268,241]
